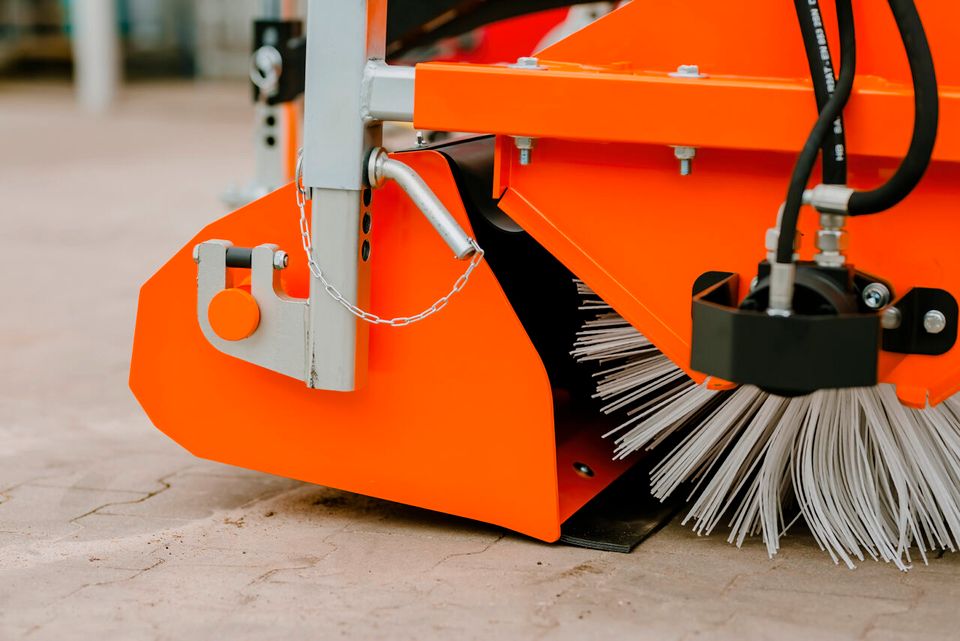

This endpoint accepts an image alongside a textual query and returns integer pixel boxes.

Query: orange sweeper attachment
[132,0,960,568]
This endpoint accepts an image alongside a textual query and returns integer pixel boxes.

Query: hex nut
[816,230,849,253]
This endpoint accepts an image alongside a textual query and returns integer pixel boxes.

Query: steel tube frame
[302,0,387,391]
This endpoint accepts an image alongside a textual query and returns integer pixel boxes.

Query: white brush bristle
[574,283,960,570]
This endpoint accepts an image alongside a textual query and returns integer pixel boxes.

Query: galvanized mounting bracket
[196,240,309,381]
[200,0,448,392]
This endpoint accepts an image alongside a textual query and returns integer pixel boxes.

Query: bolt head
[514,137,535,166]
[515,56,540,68]
[273,251,289,270]
[674,147,696,176]
[573,462,595,478]
[924,310,948,335]
[514,136,534,150]
[862,283,891,310]
[669,64,706,78]
[882,307,902,330]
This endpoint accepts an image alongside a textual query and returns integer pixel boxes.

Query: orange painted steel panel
[282,101,300,181]
[414,65,960,163]
[495,139,960,406]
[411,0,960,405]
[556,420,630,523]
[414,1,960,162]
[131,152,573,541]
[536,1,960,88]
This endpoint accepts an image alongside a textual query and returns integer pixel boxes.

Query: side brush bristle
[573,284,960,570]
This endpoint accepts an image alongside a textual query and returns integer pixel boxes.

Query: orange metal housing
[412,0,960,407]
[132,151,631,542]
[133,0,960,542]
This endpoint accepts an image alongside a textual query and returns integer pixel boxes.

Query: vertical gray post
[302,0,386,391]
[71,0,121,113]
[254,0,297,193]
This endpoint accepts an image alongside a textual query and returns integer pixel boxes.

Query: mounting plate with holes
[883,288,959,356]
[195,240,308,381]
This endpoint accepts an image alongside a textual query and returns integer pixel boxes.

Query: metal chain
[296,152,485,327]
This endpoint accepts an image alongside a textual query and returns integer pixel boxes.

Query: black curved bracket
[691,273,879,395]
[691,272,959,395]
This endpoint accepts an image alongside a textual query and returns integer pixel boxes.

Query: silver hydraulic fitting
[803,184,854,215]
[765,205,801,263]
[767,262,797,317]
[814,213,850,268]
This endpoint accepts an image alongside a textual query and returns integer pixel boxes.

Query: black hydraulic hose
[794,0,848,185]
[777,0,856,264]
[846,0,939,216]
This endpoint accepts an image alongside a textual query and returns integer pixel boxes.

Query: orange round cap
[208,288,260,341]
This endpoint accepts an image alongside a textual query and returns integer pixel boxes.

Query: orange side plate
[131,151,629,542]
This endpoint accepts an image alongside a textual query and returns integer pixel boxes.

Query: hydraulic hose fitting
[815,213,850,268]
[768,262,797,317]
[766,204,801,264]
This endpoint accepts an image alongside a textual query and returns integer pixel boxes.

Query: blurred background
[0,8,624,634]
[0,0,619,466]
[1,0,290,86]
[0,0,617,111]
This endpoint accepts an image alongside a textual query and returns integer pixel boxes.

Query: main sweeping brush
[573,283,960,570]
[571,0,954,570]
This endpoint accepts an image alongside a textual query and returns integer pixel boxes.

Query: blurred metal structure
[222,0,304,208]
[71,0,120,112]
[0,0,70,71]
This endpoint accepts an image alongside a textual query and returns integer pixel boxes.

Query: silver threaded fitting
[815,213,849,268]
[768,262,797,317]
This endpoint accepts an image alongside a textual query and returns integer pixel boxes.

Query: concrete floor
[2,81,959,641]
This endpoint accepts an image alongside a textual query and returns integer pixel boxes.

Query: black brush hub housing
[742,262,863,317]
[690,263,884,396]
